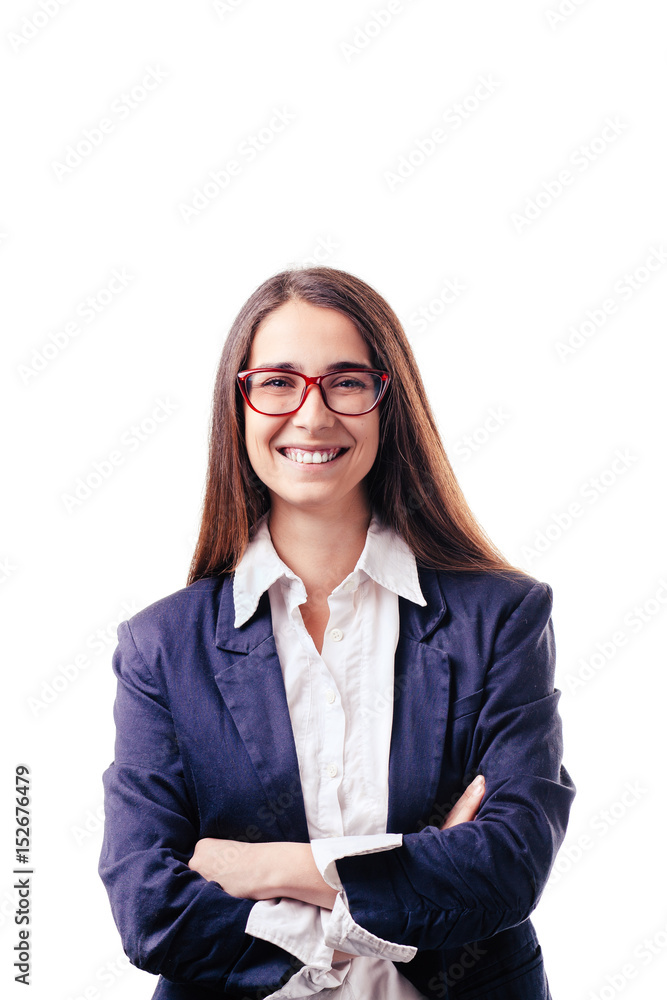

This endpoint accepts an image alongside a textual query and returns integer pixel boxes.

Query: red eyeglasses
[237,367,391,416]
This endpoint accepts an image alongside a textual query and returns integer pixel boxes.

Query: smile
[279,447,347,465]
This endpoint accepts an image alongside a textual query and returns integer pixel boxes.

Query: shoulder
[120,574,230,657]
[421,565,553,625]
[414,570,556,693]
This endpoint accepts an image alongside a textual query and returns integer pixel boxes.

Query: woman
[99,266,576,999]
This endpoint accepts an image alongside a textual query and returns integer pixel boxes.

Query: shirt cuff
[259,961,351,1000]
[246,897,334,970]
[310,832,404,891]
[246,898,352,998]
[310,834,418,963]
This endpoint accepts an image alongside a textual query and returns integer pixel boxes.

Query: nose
[293,383,336,430]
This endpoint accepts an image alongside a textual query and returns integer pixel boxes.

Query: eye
[330,375,370,390]
[259,375,296,389]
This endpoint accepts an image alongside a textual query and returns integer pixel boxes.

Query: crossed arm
[188,774,486,963]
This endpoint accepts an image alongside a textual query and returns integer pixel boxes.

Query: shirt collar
[233,511,427,628]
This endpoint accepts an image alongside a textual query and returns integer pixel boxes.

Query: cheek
[360,419,380,462]
[243,415,264,471]
[244,413,280,466]
[245,433,269,472]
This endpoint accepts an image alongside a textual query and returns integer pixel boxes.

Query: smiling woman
[99,266,575,1000]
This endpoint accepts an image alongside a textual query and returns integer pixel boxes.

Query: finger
[440,775,485,830]
[332,950,357,964]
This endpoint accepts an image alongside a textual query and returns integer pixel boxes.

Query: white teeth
[282,447,342,464]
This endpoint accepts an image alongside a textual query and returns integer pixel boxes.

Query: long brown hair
[188,266,529,584]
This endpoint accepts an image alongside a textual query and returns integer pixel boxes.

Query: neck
[267,495,372,602]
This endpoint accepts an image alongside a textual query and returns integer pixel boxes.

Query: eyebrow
[255,361,374,372]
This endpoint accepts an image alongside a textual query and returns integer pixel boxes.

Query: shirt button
[325,688,336,703]
[327,763,338,778]
[329,628,344,642]
[343,580,354,591]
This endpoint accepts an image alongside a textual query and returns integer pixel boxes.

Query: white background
[2,1,666,998]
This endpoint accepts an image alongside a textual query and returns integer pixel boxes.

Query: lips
[279,447,348,465]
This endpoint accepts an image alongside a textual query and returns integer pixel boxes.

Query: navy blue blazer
[99,565,575,1000]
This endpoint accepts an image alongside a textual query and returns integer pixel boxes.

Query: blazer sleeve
[98,620,304,996]
[333,580,576,951]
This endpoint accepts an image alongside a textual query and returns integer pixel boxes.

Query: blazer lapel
[387,567,451,833]
[212,575,310,843]
[212,567,451,841]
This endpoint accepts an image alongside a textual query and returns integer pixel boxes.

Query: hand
[188,838,284,899]
[440,775,485,830]
[188,838,337,907]
[190,840,355,964]
[332,949,357,964]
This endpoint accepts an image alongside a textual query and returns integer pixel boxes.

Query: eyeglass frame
[237,367,392,417]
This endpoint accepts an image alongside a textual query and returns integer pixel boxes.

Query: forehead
[248,300,372,368]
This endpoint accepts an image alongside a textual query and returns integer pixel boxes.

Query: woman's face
[243,299,381,519]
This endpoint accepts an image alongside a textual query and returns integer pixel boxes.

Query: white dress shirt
[232,511,430,999]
